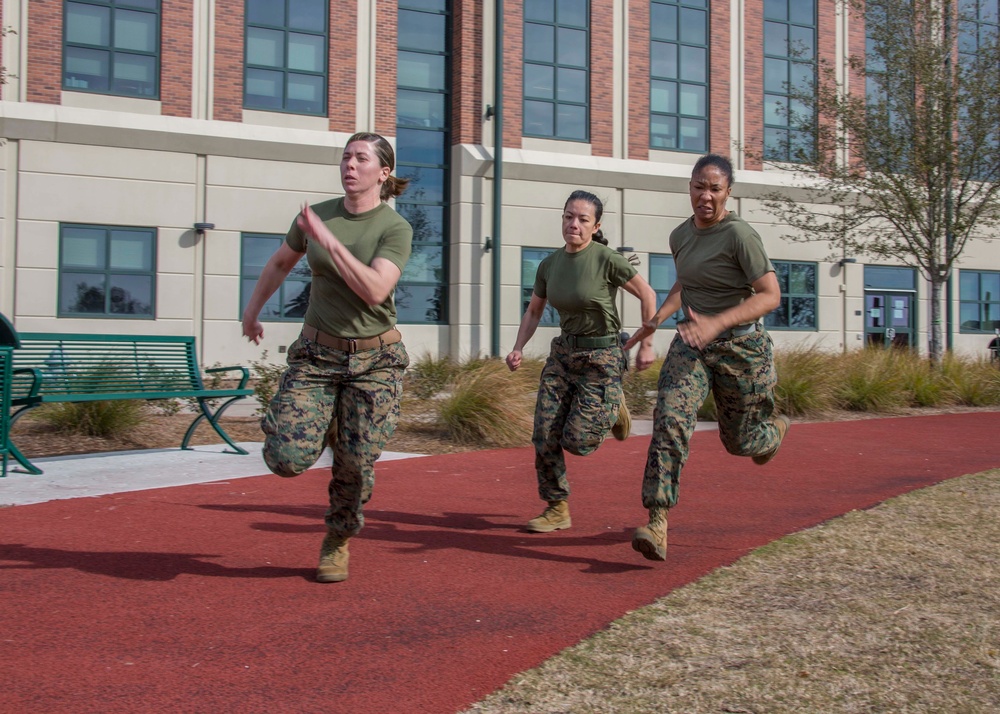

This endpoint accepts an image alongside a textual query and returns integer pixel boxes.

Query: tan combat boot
[752,414,790,465]
[316,533,350,583]
[611,397,631,441]
[631,506,668,561]
[526,500,571,533]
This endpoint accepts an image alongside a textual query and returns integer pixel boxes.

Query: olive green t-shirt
[669,212,773,317]
[286,197,412,338]
[533,241,638,336]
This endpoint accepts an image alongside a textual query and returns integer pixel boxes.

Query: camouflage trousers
[643,330,780,509]
[533,336,626,502]
[262,335,409,538]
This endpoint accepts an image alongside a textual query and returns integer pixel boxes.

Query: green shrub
[623,358,660,415]
[249,350,287,417]
[36,399,147,438]
[436,359,534,447]
[697,390,717,421]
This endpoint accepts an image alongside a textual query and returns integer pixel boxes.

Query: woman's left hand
[677,308,724,350]
[634,343,655,371]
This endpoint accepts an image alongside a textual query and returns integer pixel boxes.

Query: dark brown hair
[692,153,735,187]
[345,132,410,201]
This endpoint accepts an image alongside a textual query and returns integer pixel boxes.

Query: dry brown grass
[463,469,1000,714]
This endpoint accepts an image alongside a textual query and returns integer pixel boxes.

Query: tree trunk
[929,278,945,367]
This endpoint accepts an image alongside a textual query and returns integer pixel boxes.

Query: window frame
[243,0,329,116]
[239,233,311,322]
[58,223,157,319]
[394,0,451,325]
[649,0,710,153]
[762,0,817,162]
[522,0,591,142]
[62,0,161,99]
[647,253,683,328]
[959,269,1000,334]
[521,247,560,327]
[766,260,819,330]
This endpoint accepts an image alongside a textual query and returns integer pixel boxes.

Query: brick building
[0,0,997,366]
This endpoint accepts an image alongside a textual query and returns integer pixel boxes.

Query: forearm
[512,312,542,352]
[325,241,397,305]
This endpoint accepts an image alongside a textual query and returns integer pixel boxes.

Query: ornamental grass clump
[407,352,458,400]
[623,357,661,415]
[436,359,534,447]
[773,344,837,416]
[833,347,907,412]
[940,353,1000,406]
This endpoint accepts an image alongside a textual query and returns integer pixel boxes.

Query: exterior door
[865,293,915,348]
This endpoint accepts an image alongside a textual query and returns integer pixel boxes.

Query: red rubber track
[1,413,998,713]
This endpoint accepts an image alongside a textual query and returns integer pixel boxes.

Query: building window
[523,0,589,141]
[59,224,156,317]
[959,1,999,62]
[649,0,708,152]
[395,0,450,324]
[522,249,560,326]
[766,260,817,329]
[240,234,310,320]
[648,254,683,327]
[959,270,1000,333]
[63,0,160,98]
[763,0,816,162]
[244,0,328,115]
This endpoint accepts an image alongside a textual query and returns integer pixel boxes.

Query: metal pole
[490,0,504,357]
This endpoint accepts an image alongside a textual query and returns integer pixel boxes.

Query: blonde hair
[345,132,410,201]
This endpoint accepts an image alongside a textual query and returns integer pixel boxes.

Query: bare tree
[755,0,1000,364]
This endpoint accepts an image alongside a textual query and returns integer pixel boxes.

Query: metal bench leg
[6,405,43,475]
[181,396,250,455]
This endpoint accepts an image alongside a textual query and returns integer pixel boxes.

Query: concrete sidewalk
[0,418,693,508]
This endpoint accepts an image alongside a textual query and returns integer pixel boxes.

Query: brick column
[27,0,61,104]
[373,0,397,136]
[452,0,483,146]
[709,0,732,156]
[743,0,765,170]
[503,0,522,149]
[161,0,193,117]
[212,0,243,122]
[589,0,613,156]
[328,3,358,132]
[627,0,650,161]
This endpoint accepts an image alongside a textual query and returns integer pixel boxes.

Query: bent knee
[263,439,321,478]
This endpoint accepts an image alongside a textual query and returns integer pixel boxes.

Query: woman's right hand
[243,315,264,345]
[624,321,656,350]
[506,350,522,371]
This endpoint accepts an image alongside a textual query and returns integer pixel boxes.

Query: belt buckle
[347,338,357,354]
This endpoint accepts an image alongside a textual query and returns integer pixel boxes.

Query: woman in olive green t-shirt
[507,190,657,535]
[625,154,790,564]
[241,132,413,585]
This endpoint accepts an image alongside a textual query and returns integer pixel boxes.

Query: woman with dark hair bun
[625,153,789,563]
[242,132,412,584]
[507,190,657,535]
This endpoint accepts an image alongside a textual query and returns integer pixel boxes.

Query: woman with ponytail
[242,132,413,584]
[506,190,657,535]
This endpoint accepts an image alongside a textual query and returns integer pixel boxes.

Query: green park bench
[0,314,253,476]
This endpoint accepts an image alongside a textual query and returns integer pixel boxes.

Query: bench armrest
[205,365,250,390]
[13,367,42,398]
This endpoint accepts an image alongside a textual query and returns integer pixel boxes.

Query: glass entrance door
[865,293,915,348]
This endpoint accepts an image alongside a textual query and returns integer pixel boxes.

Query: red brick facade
[26,0,61,105]
[329,4,358,132]
[161,0,193,118]
[743,1,765,169]
[503,1,524,149]
[627,0,651,160]
[709,1,732,156]
[589,0,614,156]
[452,0,483,146]
[374,0,397,136]
[212,0,243,122]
